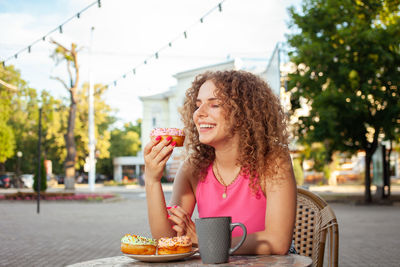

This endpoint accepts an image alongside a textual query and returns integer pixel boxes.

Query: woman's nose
[195,103,208,117]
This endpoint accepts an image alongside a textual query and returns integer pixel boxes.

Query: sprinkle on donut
[150,128,185,137]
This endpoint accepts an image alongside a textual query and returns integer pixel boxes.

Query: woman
[144,70,296,255]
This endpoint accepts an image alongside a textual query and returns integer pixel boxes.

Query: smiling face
[193,80,237,149]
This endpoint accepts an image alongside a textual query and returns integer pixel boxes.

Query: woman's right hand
[143,136,176,184]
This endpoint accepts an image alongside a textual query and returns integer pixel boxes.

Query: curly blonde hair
[180,70,289,193]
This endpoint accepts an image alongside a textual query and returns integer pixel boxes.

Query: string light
[2,0,227,89]
[2,0,102,65]
[99,0,227,91]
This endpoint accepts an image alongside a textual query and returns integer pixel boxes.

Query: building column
[114,164,123,183]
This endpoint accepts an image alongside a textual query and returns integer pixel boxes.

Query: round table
[68,254,312,266]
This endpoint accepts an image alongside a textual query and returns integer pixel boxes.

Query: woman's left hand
[167,205,198,245]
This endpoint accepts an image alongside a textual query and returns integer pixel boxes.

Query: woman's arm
[233,150,297,255]
[167,161,198,242]
[144,136,176,239]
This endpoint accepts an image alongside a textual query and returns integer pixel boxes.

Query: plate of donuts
[124,249,198,263]
[121,234,198,263]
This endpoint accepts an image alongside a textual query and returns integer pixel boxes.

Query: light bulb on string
[155,52,159,59]
[97,0,101,8]
[169,42,172,47]
[200,17,204,23]
[133,69,136,75]
[59,25,63,34]
[28,46,31,53]
[42,36,46,41]
[184,31,187,39]
[218,3,222,12]
[77,13,80,19]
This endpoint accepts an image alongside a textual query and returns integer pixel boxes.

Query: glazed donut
[150,128,185,147]
[120,234,157,255]
[157,236,192,255]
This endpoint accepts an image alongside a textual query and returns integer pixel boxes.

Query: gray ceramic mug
[195,216,247,264]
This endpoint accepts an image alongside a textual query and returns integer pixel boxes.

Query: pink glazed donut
[150,128,185,147]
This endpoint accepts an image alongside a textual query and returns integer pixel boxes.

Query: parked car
[0,174,11,188]
[21,174,34,188]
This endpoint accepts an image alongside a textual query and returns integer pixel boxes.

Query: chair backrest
[293,187,339,267]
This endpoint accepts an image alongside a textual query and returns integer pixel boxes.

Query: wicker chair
[293,187,339,267]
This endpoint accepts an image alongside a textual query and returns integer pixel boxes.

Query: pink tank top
[196,164,266,237]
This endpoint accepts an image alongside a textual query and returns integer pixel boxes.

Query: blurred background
[0,0,399,204]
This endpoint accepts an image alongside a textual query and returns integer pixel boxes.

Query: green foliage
[33,158,47,192]
[1,62,116,176]
[74,82,114,171]
[302,142,328,172]
[293,158,304,186]
[0,121,15,163]
[287,0,400,157]
[97,119,142,177]
[1,64,36,170]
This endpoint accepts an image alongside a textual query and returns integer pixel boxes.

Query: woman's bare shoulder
[175,159,198,185]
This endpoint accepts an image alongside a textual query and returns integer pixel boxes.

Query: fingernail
[166,206,171,209]
[171,141,177,147]
[155,136,161,141]
[167,215,171,218]
[173,205,178,208]
[166,136,172,141]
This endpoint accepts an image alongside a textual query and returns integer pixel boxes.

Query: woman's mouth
[199,123,216,130]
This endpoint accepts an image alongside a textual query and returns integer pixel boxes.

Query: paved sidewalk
[1,185,400,266]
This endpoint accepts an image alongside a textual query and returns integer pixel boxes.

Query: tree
[74,82,113,173]
[50,40,80,189]
[0,64,32,173]
[286,0,400,202]
[97,120,142,177]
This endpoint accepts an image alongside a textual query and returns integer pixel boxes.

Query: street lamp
[16,151,22,188]
[88,26,96,192]
[37,104,42,214]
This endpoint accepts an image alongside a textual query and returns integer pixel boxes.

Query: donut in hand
[150,128,185,147]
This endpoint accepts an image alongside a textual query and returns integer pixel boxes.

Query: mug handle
[229,222,247,255]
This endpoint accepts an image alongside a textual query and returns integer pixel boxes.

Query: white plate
[123,249,198,263]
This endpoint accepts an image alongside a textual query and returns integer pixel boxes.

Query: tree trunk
[364,152,372,203]
[0,162,5,173]
[64,98,77,190]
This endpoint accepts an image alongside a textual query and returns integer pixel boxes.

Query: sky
[0,0,302,126]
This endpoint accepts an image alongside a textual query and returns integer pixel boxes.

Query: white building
[113,55,281,182]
